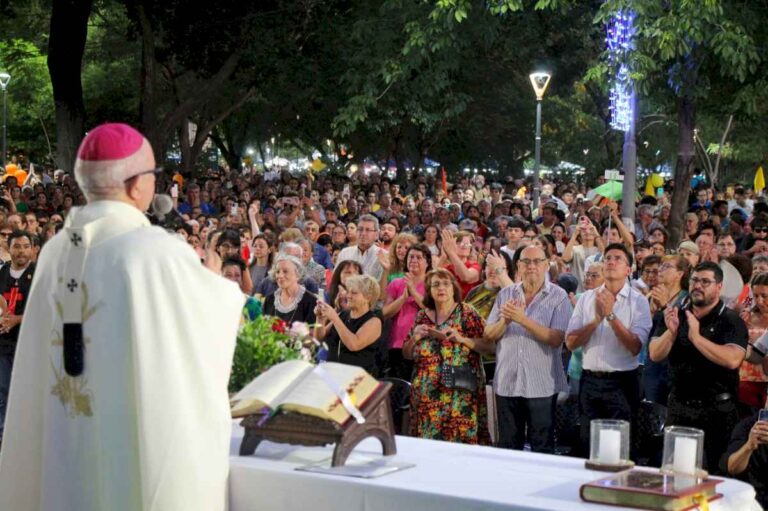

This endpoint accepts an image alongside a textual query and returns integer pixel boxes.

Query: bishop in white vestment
[0,124,245,510]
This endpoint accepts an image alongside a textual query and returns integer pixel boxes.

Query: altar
[228,422,760,511]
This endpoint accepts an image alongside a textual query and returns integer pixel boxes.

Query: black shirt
[325,310,381,374]
[722,413,767,508]
[0,263,35,356]
[262,290,317,325]
[652,300,747,401]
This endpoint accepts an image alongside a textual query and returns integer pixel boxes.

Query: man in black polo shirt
[722,411,768,508]
[0,230,35,440]
[649,261,747,474]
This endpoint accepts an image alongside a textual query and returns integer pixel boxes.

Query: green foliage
[0,38,55,162]
[228,316,301,393]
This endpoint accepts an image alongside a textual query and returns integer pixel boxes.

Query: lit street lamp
[529,71,551,211]
[0,72,10,169]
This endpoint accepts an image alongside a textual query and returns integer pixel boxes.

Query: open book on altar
[230,361,381,425]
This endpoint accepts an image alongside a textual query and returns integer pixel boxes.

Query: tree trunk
[179,119,193,174]
[137,4,160,158]
[210,128,241,171]
[667,95,696,248]
[48,0,92,172]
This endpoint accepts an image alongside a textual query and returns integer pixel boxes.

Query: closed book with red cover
[580,469,722,511]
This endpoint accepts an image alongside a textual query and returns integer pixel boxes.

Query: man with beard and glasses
[649,261,748,474]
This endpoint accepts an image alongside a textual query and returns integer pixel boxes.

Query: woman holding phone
[562,216,603,292]
[315,275,382,375]
[403,269,493,444]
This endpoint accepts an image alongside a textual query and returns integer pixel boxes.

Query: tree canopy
[0,0,767,196]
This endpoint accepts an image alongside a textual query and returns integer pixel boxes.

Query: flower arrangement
[228,315,323,393]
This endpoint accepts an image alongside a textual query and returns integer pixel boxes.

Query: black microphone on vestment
[150,194,174,223]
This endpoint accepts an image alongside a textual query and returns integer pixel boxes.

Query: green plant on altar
[228,315,320,393]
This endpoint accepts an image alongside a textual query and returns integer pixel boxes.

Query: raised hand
[376,248,391,271]
[441,229,457,254]
[664,306,679,334]
[485,250,505,274]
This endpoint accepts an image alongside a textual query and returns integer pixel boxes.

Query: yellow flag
[755,165,765,194]
[310,159,327,172]
[645,176,655,197]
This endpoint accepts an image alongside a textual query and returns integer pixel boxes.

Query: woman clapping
[403,269,493,444]
[383,244,432,380]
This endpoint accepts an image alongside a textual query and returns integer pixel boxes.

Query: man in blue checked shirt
[485,245,572,453]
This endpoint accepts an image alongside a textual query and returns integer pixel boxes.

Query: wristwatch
[606,312,616,321]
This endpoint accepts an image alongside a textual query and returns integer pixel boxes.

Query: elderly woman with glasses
[567,261,605,397]
[262,253,317,325]
[403,269,493,444]
[643,255,690,405]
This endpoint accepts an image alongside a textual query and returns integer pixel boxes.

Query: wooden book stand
[239,382,397,467]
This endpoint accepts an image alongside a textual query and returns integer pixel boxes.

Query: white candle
[673,437,697,474]
[598,429,621,464]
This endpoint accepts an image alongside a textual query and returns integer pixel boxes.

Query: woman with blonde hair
[378,232,417,288]
[315,275,382,374]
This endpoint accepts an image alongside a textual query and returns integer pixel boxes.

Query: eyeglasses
[358,227,377,233]
[407,254,425,261]
[690,277,717,288]
[459,242,473,248]
[519,258,547,266]
[585,272,602,279]
[642,269,659,276]
[430,280,453,289]
[659,263,677,271]
[124,167,163,183]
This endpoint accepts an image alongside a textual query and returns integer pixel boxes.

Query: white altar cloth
[228,422,760,511]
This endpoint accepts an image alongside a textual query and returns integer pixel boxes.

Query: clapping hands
[441,229,457,255]
[595,288,616,320]
[501,298,525,324]
[664,306,679,334]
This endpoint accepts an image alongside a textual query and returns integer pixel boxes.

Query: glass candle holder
[589,419,631,466]
[661,426,704,476]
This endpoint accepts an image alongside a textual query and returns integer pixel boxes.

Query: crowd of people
[0,158,767,506]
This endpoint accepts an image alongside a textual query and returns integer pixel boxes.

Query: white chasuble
[0,200,245,511]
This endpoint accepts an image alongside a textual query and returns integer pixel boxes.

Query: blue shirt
[178,201,216,216]
[313,243,333,270]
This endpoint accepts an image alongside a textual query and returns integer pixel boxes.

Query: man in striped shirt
[485,245,572,453]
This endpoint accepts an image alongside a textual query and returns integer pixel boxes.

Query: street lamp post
[529,72,551,211]
[0,72,10,170]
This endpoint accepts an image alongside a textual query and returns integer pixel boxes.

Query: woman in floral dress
[403,269,494,444]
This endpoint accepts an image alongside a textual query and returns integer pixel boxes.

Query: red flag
[441,167,448,195]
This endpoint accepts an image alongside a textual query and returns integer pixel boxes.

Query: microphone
[151,194,174,222]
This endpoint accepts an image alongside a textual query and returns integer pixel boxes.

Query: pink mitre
[74,123,150,184]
